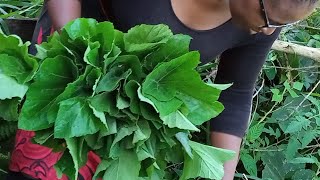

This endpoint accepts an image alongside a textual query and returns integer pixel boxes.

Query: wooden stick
[271,40,320,63]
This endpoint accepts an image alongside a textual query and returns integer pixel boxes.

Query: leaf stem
[263,65,320,70]
[234,173,263,180]
[0,168,7,174]
[287,80,320,119]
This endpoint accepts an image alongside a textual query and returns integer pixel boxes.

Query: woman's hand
[47,0,82,31]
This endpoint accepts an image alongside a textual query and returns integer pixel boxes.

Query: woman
[6,0,318,179]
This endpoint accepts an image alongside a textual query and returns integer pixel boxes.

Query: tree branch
[271,40,320,63]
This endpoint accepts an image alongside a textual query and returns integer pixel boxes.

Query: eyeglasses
[259,0,300,28]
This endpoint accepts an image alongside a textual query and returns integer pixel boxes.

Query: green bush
[0,0,43,18]
[237,9,320,180]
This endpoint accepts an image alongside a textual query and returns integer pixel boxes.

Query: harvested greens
[0,18,235,180]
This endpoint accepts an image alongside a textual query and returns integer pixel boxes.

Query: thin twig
[0,168,7,174]
[234,173,263,180]
[242,173,249,180]
[287,80,320,118]
[296,24,320,31]
[204,69,217,82]
[263,65,320,70]
[253,79,264,99]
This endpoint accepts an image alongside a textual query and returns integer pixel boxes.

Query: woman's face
[229,0,317,35]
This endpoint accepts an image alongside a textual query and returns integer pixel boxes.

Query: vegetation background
[0,1,319,179]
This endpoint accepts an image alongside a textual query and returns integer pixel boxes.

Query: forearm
[211,132,242,180]
[46,0,81,30]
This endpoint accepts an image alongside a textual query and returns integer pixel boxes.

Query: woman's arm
[46,0,82,30]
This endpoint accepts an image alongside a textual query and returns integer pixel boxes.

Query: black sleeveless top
[106,0,280,64]
[32,0,281,138]
[102,0,281,137]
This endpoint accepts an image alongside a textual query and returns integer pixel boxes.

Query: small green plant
[0,0,43,19]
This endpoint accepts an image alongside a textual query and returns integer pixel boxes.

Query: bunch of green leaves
[0,0,43,36]
[0,0,43,19]
[0,27,38,121]
[233,9,320,180]
[0,25,37,177]
[0,18,236,180]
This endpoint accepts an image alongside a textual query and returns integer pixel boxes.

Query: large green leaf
[142,52,222,124]
[136,135,157,161]
[133,121,151,144]
[161,111,199,131]
[285,138,301,160]
[0,24,37,80]
[124,80,141,114]
[140,103,161,127]
[19,55,77,131]
[180,141,235,180]
[47,67,94,124]
[110,125,137,151]
[176,93,224,125]
[84,41,101,68]
[110,55,144,81]
[272,96,311,132]
[262,152,285,179]
[300,130,316,148]
[102,149,141,180]
[116,92,130,110]
[32,129,65,152]
[0,54,38,83]
[138,86,183,116]
[54,97,104,138]
[146,162,165,180]
[65,137,89,180]
[0,33,27,55]
[63,18,98,40]
[90,91,119,116]
[54,150,76,180]
[95,65,132,93]
[0,73,28,100]
[90,104,109,132]
[292,169,316,180]
[93,160,112,180]
[261,151,304,180]
[175,132,193,158]
[247,123,265,143]
[86,67,102,93]
[284,116,310,134]
[85,116,117,150]
[92,21,115,57]
[144,34,191,71]
[289,156,318,164]
[36,32,78,61]
[124,24,172,52]
[54,137,89,180]
[240,152,257,176]
[0,98,19,121]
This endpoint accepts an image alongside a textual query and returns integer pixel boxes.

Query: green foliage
[0,121,16,141]
[0,0,43,18]
[236,8,320,180]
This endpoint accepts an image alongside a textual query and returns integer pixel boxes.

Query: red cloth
[9,130,101,180]
[10,10,103,179]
